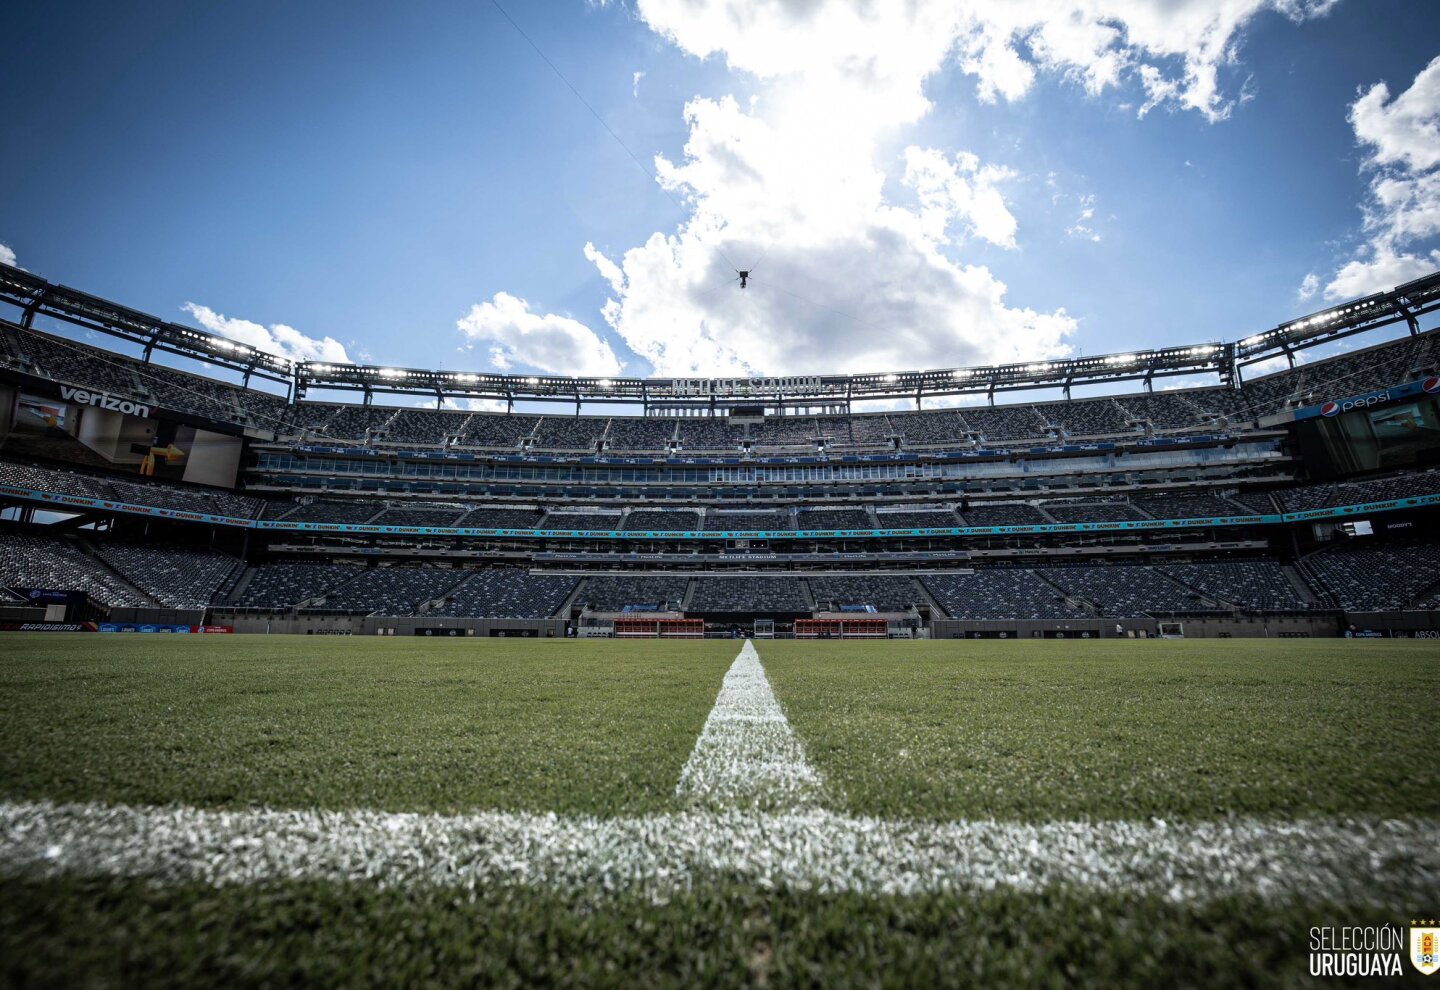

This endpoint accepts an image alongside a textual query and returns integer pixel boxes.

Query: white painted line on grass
[4,642,1434,904]
[675,640,824,811]
[1,800,1436,904]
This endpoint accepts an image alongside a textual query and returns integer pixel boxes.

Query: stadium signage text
[1296,377,1437,421]
[668,376,823,397]
[1320,391,1390,417]
[59,386,152,418]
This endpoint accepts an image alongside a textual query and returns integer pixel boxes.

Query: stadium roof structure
[1,261,1437,412]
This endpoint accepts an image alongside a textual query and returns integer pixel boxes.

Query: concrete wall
[930,615,1345,638]
[932,618,1158,639]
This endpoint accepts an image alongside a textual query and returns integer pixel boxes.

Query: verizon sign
[59,386,152,418]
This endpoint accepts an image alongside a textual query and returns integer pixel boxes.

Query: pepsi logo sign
[1424,376,1440,394]
[1320,391,1391,417]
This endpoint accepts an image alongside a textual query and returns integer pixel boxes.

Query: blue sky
[1,0,1437,387]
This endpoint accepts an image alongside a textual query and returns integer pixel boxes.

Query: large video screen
[1298,395,1440,477]
[0,384,242,488]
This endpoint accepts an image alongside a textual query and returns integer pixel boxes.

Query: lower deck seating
[428,571,577,618]
[689,576,809,613]
[1039,565,1210,615]
[233,562,363,608]
[1158,560,1311,610]
[0,530,148,607]
[808,575,919,611]
[1304,539,1440,610]
[92,542,238,608]
[317,567,468,614]
[577,575,690,611]
[922,570,1084,620]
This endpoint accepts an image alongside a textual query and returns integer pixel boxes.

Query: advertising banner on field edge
[97,624,234,634]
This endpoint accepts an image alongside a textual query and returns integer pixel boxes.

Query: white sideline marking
[675,640,824,811]
[1,801,1436,903]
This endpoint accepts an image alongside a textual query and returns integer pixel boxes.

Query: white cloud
[632,71,645,98]
[0,242,15,267]
[461,1,1339,379]
[1324,55,1440,300]
[182,302,350,363]
[583,87,1073,376]
[456,291,621,377]
[1066,193,1101,242]
[1296,271,1320,302]
[904,148,1019,249]
[951,0,1341,122]
[1325,246,1438,301]
[1349,56,1440,172]
[635,0,1334,123]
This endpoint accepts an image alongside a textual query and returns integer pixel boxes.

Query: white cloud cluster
[458,0,1338,378]
[638,0,1340,122]
[1324,55,1440,300]
[457,292,622,377]
[0,242,15,267]
[182,303,350,364]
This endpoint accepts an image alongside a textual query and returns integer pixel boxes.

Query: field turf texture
[1,634,1437,988]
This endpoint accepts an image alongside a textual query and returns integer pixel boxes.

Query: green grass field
[1,634,1437,988]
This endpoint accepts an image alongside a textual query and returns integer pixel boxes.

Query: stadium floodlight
[379,368,404,379]
[525,377,539,385]
[1106,354,1137,365]
[598,379,614,388]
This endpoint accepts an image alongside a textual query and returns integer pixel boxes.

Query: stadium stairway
[1147,568,1243,612]
[798,578,817,611]
[70,536,161,608]
[552,577,590,619]
[910,575,950,619]
[293,568,371,610]
[1405,575,1440,610]
[1221,493,1263,515]
[1292,552,1343,611]
[1031,569,1099,617]
[680,577,698,611]
[1280,564,1323,607]
[214,558,253,604]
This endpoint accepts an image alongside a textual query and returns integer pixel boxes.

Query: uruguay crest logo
[1413,923,1440,976]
